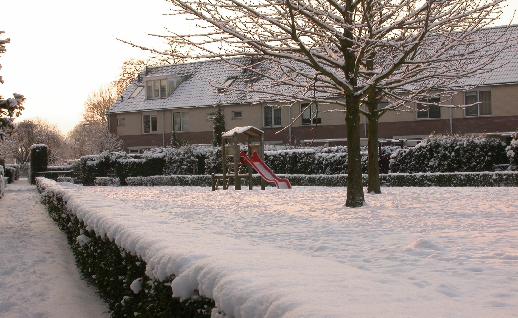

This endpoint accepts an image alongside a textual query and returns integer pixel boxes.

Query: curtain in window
[479,91,492,115]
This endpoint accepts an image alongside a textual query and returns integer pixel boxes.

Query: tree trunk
[345,96,365,207]
[367,115,381,193]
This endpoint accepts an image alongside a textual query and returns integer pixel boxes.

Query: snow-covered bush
[390,135,508,173]
[94,177,120,186]
[127,175,212,186]
[36,179,215,317]
[5,164,20,181]
[506,134,518,169]
[56,176,74,183]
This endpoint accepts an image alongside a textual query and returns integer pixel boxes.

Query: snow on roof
[222,126,264,138]
[109,25,518,114]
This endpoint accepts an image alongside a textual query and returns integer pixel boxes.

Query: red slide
[240,151,292,189]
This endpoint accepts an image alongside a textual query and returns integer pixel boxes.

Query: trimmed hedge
[37,180,215,317]
[30,144,49,184]
[507,134,518,169]
[390,135,508,173]
[126,172,518,187]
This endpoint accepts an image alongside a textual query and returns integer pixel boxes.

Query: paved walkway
[0,180,108,318]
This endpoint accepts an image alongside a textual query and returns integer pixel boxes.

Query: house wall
[112,84,518,149]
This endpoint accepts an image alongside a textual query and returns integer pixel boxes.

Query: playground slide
[240,152,292,189]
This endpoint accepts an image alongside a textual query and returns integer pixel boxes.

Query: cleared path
[0,180,108,318]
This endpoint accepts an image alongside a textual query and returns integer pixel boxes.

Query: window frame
[146,79,169,100]
[232,111,243,120]
[117,117,125,127]
[263,105,282,128]
[464,90,492,117]
[416,97,441,120]
[143,114,158,134]
[172,112,185,132]
[301,102,322,125]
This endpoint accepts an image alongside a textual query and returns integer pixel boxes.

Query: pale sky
[1,0,517,134]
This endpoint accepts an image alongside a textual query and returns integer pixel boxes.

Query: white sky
[1,0,517,134]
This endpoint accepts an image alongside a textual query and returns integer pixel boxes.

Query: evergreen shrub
[390,135,508,173]
[30,144,48,184]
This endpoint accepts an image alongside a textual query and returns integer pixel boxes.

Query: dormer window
[146,79,168,99]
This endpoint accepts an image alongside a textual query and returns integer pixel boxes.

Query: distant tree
[66,86,123,157]
[67,121,123,157]
[0,31,24,139]
[83,86,117,125]
[211,104,225,147]
[0,120,66,164]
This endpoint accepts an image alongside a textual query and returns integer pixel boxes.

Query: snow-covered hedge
[37,178,215,317]
[94,177,120,186]
[507,134,518,170]
[390,135,508,173]
[4,165,19,183]
[125,172,518,187]
[56,176,74,183]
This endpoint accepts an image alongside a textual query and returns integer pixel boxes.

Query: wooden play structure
[211,126,291,191]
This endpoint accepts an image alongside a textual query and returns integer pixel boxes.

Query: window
[232,111,243,119]
[218,77,237,93]
[264,105,282,127]
[146,79,168,99]
[173,112,185,132]
[143,114,158,133]
[417,97,441,119]
[301,102,322,125]
[117,117,125,127]
[465,91,491,117]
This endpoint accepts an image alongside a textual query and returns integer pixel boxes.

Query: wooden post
[233,141,241,190]
[247,136,253,190]
[222,140,227,190]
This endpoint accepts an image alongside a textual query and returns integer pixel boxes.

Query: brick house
[108,26,518,152]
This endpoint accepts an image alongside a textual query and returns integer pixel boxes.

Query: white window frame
[263,105,282,128]
[143,114,158,134]
[465,90,492,117]
[117,117,125,127]
[173,112,185,132]
[416,97,441,120]
[146,79,168,100]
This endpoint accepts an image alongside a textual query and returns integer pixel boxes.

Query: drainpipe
[288,105,292,144]
[162,110,166,147]
[449,108,453,134]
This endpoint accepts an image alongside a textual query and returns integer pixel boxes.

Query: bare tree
[67,87,123,157]
[0,31,24,139]
[129,0,511,207]
[0,119,66,164]
[67,121,123,157]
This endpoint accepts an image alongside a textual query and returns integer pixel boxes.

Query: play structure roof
[222,126,264,139]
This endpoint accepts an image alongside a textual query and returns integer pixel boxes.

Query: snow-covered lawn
[0,180,109,318]
[42,180,518,317]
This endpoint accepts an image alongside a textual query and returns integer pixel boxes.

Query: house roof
[109,25,518,114]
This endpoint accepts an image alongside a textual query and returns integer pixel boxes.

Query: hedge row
[390,135,509,173]
[37,179,215,317]
[4,164,20,184]
[75,146,399,185]
[124,171,518,187]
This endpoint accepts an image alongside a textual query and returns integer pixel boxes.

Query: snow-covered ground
[0,180,108,318]
[41,179,518,317]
